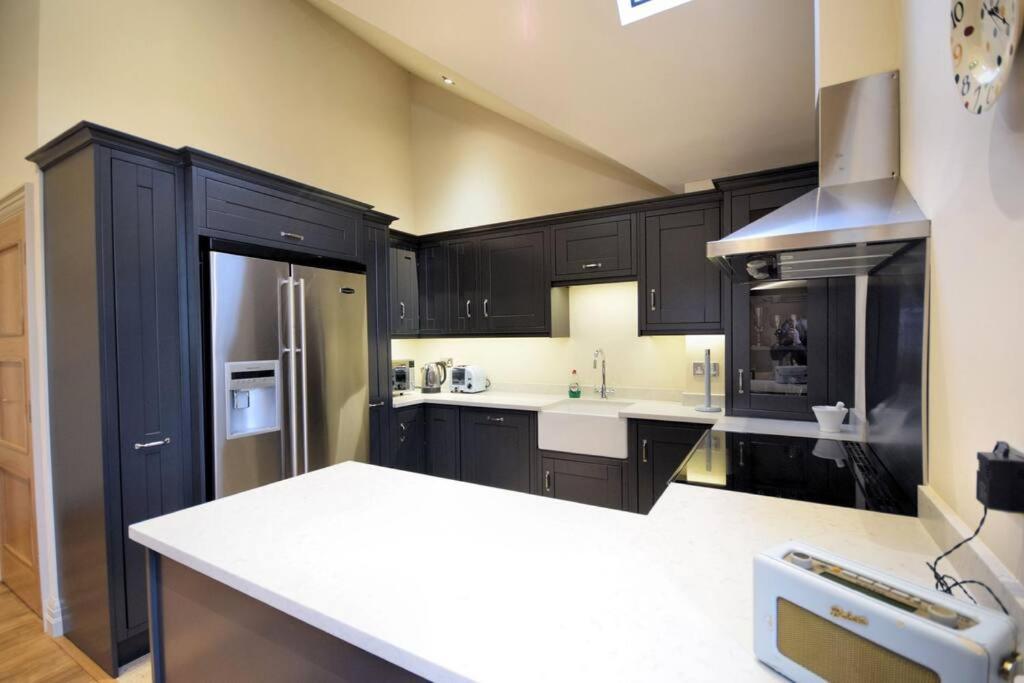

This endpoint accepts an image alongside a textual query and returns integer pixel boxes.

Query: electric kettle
[421,361,447,394]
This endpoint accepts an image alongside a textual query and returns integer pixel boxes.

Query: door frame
[2,183,62,634]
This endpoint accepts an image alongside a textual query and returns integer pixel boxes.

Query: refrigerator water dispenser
[225,360,281,439]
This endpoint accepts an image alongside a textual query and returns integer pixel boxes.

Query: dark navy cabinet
[477,229,549,334]
[459,408,534,493]
[30,126,193,675]
[390,405,426,473]
[540,451,627,510]
[365,216,394,465]
[389,246,419,336]
[417,242,449,335]
[635,421,705,514]
[425,405,460,479]
[550,213,636,283]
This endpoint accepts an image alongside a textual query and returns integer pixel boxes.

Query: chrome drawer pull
[280,231,305,241]
[466,300,472,318]
[581,262,603,270]
[369,401,385,408]
[135,437,170,450]
[544,470,552,492]
[486,416,504,423]
[483,299,489,318]
[399,301,406,320]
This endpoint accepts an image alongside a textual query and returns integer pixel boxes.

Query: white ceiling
[312,0,818,193]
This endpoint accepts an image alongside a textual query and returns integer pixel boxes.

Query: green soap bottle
[568,369,582,398]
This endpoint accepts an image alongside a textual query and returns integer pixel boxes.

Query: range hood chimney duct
[707,71,930,281]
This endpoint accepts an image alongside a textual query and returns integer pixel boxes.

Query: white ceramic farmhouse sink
[537,399,633,459]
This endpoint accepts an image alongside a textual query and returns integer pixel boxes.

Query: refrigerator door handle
[298,277,309,476]
[284,276,299,479]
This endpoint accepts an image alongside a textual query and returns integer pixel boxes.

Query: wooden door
[417,242,449,335]
[389,247,418,335]
[477,230,547,333]
[425,405,459,480]
[0,188,40,615]
[541,453,624,510]
[641,206,722,333]
[389,406,424,473]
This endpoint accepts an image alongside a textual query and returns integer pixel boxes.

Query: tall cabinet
[30,126,194,673]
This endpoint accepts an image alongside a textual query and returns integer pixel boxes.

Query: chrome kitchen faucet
[593,348,613,399]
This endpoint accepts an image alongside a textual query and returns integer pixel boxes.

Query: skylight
[616,0,693,26]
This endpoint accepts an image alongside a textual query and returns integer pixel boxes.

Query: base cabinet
[389,406,425,473]
[425,405,460,479]
[540,452,626,510]
[460,408,534,493]
[635,421,706,514]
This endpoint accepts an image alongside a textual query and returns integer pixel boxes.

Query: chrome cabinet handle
[399,301,406,320]
[581,262,603,270]
[486,416,504,423]
[466,299,472,319]
[284,277,299,478]
[369,401,385,408]
[738,369,744,395]
[649,288,656,311]
[280,231,305,241]
[544,470,552,492]
[641,438,648,463]
[134,437,170,451]
[483,299,489,318]
[739,441,745,467]
[399,422,407,432]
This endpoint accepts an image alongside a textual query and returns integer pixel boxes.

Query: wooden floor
[0,583,97,682]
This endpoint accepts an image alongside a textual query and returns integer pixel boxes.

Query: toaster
[753,542,1019,683]
[450,365,488,393]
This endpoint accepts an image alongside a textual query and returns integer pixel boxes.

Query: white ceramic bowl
[812,404,848,433]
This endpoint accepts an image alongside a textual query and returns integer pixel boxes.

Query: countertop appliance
[707,71,931,282]
[451,365,488,393]
[392,359,414,393]
[421,361,447,394]
[754,542,1019,683]
[209,250,368,498]
[672,430,914,516]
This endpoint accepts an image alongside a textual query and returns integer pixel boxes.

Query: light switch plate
[692,362,720,377]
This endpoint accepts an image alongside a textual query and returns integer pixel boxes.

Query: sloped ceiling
[311,0,817,193]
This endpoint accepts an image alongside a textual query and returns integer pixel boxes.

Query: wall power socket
[977,442,1024,513]
[692,362,720,377]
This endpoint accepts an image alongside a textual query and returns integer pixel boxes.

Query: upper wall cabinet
[389,245,419,337]
[417,242,449,335]
[478,228,549,334]
[718,163,818,237]
[190,166,365,263]
[550,213,636,283]
[640,203,723,334]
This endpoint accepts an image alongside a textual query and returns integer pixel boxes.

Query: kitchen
[1,0,1023,681]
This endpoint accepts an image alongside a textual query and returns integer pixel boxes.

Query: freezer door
[293,265,369,472]
[210,252,291,497]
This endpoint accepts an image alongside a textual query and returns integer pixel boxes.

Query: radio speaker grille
[777,598,939,683]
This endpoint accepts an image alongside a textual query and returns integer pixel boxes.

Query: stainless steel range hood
[707,71,930,281]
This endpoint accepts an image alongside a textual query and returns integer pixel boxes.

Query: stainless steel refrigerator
[209,251,369,498]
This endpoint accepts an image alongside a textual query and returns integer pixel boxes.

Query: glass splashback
[748,280,809,397]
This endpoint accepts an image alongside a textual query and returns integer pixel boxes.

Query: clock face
[950,0,1020,113]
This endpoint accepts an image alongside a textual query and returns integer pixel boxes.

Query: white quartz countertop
[712,414,867,442]
[392,390,720,424]
[130,462,941,682]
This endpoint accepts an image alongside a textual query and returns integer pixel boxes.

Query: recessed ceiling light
[441,75,455,86]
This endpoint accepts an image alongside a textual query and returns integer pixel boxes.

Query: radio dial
[926,603,959,628]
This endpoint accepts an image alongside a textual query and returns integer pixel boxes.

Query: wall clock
[950,0,1021,113]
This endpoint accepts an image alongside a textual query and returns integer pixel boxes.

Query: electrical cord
[926,504,1010,615]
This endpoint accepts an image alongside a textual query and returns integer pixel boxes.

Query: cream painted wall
[35,0,416,228]
[409,79,664,234]
[393,282,725,398]
[900,1,1024,581]
[815,0,900,89]
[0,0,39,192]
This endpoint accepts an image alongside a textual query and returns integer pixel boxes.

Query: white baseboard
[918,485,1024,636]
[43,596,67,636]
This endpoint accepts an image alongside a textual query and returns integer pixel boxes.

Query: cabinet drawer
[551,214,635,281]
[198,170,363,261]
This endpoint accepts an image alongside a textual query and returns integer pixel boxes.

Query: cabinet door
[551,214,635,282]
[389,405,424,473]
[541,453,623,510]
[478,230,548,333]
[641,207,722,333]
[448,239,479,333]
[389,247,418,335]
[110,153,191,636]
[731,279,829,419]
[366,224,391,403]
[636,422,705,514]
[728,185,816,234]
[418,242,449,335]
[425,405,460,479]
[460,409,532,493]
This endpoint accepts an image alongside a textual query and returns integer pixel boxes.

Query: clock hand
[986,5,1010,27]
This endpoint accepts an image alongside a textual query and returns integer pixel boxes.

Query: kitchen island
[130,461,941,682]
